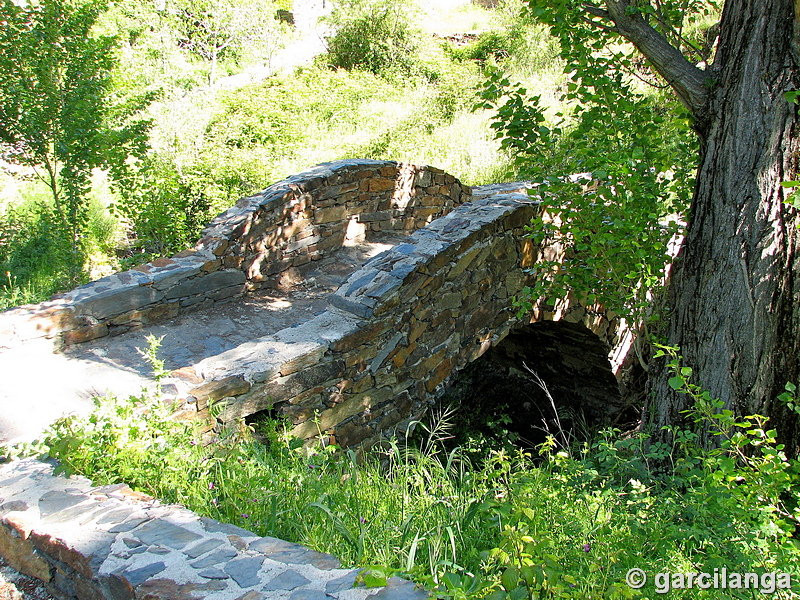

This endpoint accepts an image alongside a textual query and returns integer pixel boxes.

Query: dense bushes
[323,0,423,78]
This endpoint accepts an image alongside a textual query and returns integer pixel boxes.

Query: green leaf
[668,375,685,390]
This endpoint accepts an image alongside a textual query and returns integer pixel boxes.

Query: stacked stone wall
[0,160,469,350]
[0,458,427,599]
[185,192,624,448]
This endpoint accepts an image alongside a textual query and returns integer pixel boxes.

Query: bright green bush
[111,155,231,259]
[323,0,422,78]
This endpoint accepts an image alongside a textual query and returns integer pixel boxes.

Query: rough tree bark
[621,0,800,452]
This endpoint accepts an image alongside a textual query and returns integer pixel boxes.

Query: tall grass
[12,363,798,599]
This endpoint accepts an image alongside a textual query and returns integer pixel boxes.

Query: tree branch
[604,0,712,114]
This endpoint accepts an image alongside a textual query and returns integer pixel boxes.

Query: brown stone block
[351,373,374,394]
[0,517,50,582]
[344,345,378,370]
[315,205,348,225]
[280,347,328,376]
[282,403,319,425]
[316,231,346,252]
[30,531,92,579]
[28,307,80,338]
[392,341,417,368]
[170,366,203,385]
[332,321,391,353]
[425,356,455,392]
[74,576,105,600]
[409,346,448,379]
[408,321,427,344]
[200,259,222,272]
[332,420,373,448]
[189,376,251,410]
[151,258,177,268]
[379,165,397,177]
[63,323,108,346]
[135,578,228,600]
[369,178,395,192]
[222,255,242,269]
[110,302,180,327]
[430,309,454,329]
[290,387,393,439]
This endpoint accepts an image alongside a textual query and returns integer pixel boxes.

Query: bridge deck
[0,233,409,444]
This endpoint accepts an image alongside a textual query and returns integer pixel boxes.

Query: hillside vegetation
[0,0,559,309]
[2,0,800,597]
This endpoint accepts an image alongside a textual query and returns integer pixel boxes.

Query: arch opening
[439,320,636,451]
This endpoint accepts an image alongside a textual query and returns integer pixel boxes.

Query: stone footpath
[0,459,427,600]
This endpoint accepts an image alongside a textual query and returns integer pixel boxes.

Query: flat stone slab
[0,458,430,599]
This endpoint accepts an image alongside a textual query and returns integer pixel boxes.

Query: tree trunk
[646,0,800,454]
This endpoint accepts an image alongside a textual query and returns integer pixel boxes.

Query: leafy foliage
[167,0,286,84]
[111,155,229,258]
[479,1,705,357]
[0,0,149,249]
[10,369,795,599]
[323,0,423,78]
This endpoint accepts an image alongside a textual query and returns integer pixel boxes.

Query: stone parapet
[0,160,470,351]
[0,458,428,600]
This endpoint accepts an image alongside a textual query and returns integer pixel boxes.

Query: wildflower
[212,498,218,506]
[241,513,250,519]
[359,517,367,524]
[583,543,591,553]
[208,482,215,490]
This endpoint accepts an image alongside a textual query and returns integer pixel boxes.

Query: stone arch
[437,320,626,448]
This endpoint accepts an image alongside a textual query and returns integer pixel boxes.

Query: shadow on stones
[440,321,638,452]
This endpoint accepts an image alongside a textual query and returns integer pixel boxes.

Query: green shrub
[0,196,86,309]
[323,0,422,78]
[111,155,229,258]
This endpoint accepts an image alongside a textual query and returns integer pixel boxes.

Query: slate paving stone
[132,518,203,549]
[41,501,100,524]
[190,548,238,568]
[0,500,28,513]
[325,571,360,594]
[200,516,255,538]
[123,537,143,548]
[369,577,429,600]
[96,507,135,524]
[279,550,341,570]
[199,567,231,580]
[146,545,171,555]
[184,538,225,558]
[261,570,311,592]
[121,561,167,586]
[225,556,266,589]
[290,590,331,600]
[38,490,87,517]
[108,516,150,533]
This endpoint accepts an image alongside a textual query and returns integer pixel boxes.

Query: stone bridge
[0,160,634,447]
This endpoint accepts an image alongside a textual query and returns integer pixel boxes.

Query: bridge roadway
[0,233,408,444]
